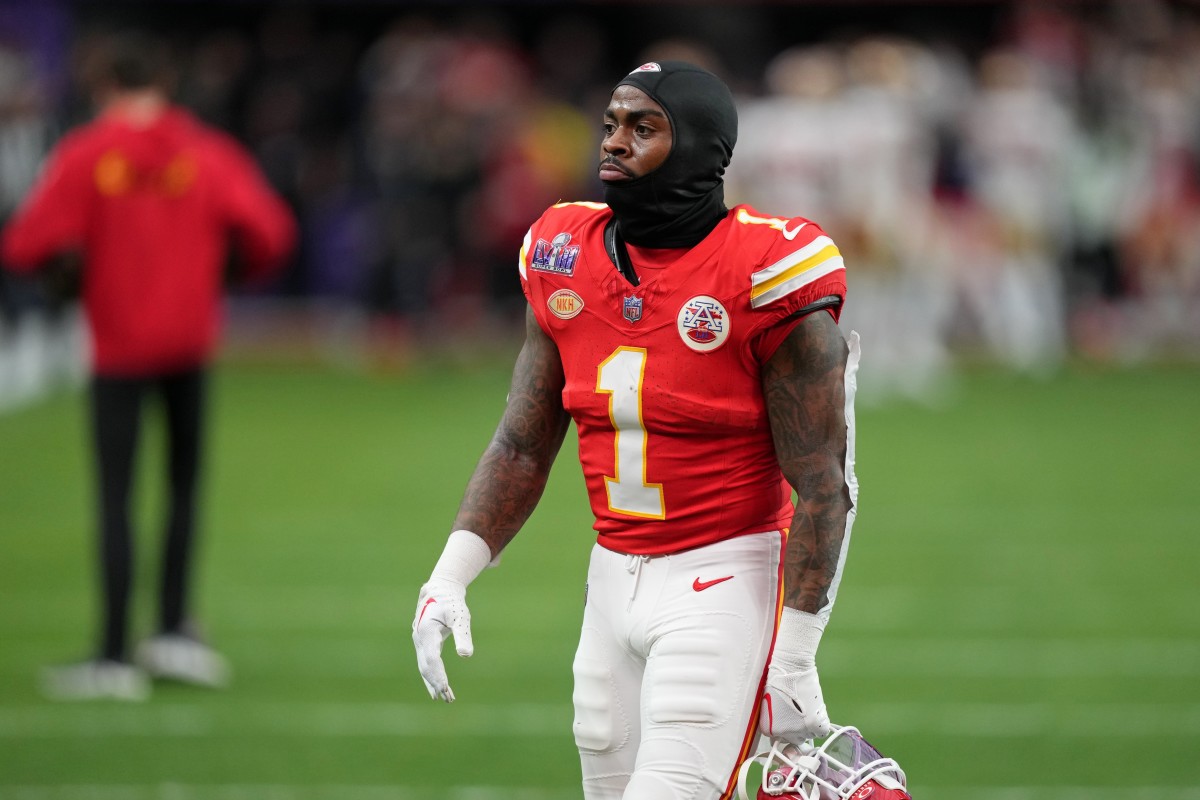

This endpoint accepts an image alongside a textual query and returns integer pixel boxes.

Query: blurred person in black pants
[1,32,296,700]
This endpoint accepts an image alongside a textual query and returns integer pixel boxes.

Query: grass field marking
[0,701,1196,739]
[853,700,1200,737]
[0,702,569,738]
[822,637,1200,677]
[6,636,1193,681]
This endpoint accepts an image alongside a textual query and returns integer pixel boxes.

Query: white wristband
[429,530,494,587]
[773,607,826,670]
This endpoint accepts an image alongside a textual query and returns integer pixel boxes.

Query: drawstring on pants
[624,554,650,610]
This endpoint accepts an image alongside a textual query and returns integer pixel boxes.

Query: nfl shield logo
[623,296,643,323]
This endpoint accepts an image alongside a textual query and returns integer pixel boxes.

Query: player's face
[599,86,673,182]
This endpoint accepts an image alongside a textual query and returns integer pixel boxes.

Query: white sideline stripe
[0,702,568,738]
[855,701,1200,737]
[821,638,1200,678]
[7,638,1190,680]
[190,637,1200,678]
[2,788,1200,800]
[1,701,1198,739]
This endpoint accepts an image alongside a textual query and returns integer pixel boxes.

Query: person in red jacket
[1,32,296,700]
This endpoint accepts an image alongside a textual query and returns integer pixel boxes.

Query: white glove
[411,530,493,703]
[759,608,831,744]
[760,665,830,744]
[412,578,473,702]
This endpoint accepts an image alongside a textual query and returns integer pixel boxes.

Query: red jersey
[0,106,296,375]
[520,202,847,555]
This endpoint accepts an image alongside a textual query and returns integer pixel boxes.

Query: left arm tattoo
[762,311,851,613]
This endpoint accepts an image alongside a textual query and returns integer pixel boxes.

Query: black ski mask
[603,61,738,249]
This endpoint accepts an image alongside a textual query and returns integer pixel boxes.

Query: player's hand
[412,578,474,702]
[759,664,831,744]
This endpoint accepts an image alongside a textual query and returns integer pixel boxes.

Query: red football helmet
[736,724,911,800]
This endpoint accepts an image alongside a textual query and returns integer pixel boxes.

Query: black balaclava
[603,61,738,249]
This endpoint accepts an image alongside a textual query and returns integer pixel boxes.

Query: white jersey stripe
[750,235,843,307]
[751,256,845,309]
[518,228,531,281]
[751,234,836,288]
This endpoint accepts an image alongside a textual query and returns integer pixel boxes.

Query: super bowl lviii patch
[531,232,580,276]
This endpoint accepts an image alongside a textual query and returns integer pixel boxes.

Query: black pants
[89,368,207,661]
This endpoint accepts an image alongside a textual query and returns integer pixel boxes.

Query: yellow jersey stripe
[751,235,836,289]
[735,207,788,233]
[553,200,608,210]
[751,239,842,303]
[751,256,844,309]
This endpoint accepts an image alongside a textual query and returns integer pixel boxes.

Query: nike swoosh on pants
[692,575,735,591]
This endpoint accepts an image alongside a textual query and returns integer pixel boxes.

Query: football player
[413,61,861,800]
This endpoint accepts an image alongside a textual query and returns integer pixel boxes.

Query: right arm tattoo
[452,305,572,557]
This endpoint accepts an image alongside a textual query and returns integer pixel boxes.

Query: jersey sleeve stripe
[518,228,531,281]
[750,237,843,307]
[751,256,844,308]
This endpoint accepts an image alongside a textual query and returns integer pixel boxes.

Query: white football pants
[572,530,783,800]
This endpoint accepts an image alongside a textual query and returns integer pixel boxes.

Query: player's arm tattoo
[763,311,851,614]
[453,305,572,557]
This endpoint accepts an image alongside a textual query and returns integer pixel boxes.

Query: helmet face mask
[737,724,911,800]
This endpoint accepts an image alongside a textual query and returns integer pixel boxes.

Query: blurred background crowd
[2,0,1199,407]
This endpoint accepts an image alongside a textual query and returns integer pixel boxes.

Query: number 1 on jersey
[596,347,665,519]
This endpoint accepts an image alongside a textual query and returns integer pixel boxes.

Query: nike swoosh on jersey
[782,221,808,240]
[692,575,735,591]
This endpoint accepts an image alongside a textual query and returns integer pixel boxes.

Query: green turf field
[1,353,1197,799]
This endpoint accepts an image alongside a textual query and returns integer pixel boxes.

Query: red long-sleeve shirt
[1,105,296,375]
